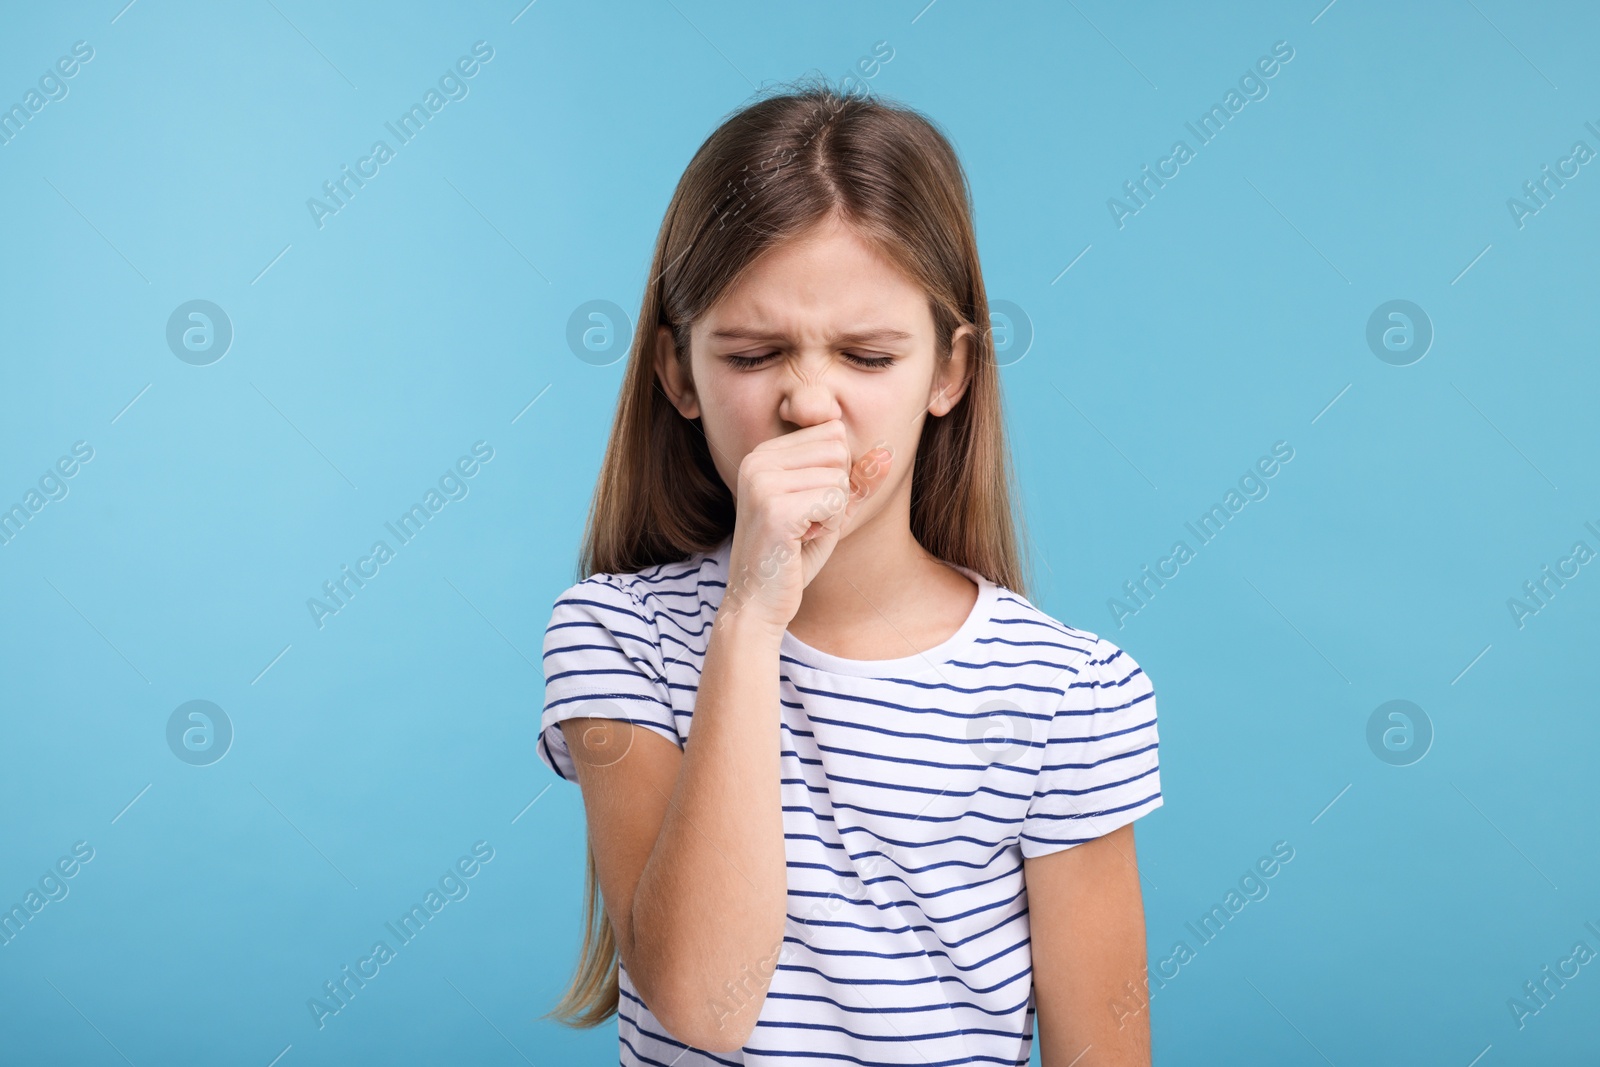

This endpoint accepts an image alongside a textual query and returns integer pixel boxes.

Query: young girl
[536,79,1163,1066]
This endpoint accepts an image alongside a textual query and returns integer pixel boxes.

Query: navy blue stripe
[787,890,1026,946]
[782,832,1017,877]
[1041,710,1157,745]
[1089,644,1126,668]
[783,855,1021,901]
[1038,739,1159,772]
[793,709,1051,750]
[534,732,571,783]
[778,724,1035,777]
[546,661,667,688]
[752,1014,1027,1044]
[786,683,1060,721]
[544,690,673,713]
[1033,762,1158,798]
[783,799,1021,829]
[970,634,1093,659]
[617,988,742,1065]
[776,959,1030,997]
[1024,790,1163,822]
[1020,798,1163,849]
[538,543,1160,1067]
[790,893,1023,944]
[948,656,1078,671]
[549,591,650,626]
[764,986,1031,1018]
[737,1042,1024,1066]
[625,560,716,586]
[783,770,1031,806]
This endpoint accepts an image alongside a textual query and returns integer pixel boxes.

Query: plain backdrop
[1,2,1596,1064]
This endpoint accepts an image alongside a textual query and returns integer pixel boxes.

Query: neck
[788,488,941,633]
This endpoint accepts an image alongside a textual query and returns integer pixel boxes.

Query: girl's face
[654,214,974,525]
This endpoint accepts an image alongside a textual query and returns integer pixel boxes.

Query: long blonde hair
[542,74,1035,1028]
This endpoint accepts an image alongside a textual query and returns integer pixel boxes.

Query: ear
[654,324,701,420]
[927,323,976,417]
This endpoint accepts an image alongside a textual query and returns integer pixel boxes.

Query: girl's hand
[719,419,893,636]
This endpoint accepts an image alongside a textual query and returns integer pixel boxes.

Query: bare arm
[561,416,891,1051]
[1025,823,1153,1067]
[562,608,789,1052]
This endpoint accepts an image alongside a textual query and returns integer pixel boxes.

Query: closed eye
[726,351,895,370]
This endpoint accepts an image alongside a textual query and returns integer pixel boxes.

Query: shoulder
[545,572,651,633]
[984,581,1151,697]
[983,581,1103,670]
[547,546,722,634]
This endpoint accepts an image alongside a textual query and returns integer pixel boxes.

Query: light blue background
[2,2,1596,1064]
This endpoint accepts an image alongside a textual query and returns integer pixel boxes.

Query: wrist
[711,601,787,650]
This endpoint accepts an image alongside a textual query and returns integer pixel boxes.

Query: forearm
[629,608,789,1048]
[1039,919,1151,1065]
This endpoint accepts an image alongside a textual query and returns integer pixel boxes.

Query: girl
[536,78,1163,1066]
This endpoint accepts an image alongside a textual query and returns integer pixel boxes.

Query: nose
[776,357,843,430]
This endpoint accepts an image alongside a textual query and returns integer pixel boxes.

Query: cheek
[849,383,922,445]
[704,368,769,416]
[698,392,766,489]
[705,392,765,448]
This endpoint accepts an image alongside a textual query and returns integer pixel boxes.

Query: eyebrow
[707,325,914,345]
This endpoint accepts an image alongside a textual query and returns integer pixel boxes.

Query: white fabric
[538,537,1163,1065]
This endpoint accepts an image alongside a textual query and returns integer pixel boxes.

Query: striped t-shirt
[537,535,1163,1066]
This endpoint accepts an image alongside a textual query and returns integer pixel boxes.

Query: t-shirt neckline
[709,537,998,678]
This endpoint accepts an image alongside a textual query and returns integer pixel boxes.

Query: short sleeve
[536,573,681,782]
[1019,636,1163,859]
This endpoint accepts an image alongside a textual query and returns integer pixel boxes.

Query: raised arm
[562,606,789,1053]
[561,417,893,1052]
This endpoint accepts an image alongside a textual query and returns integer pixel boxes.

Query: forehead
[700,220,929,338]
